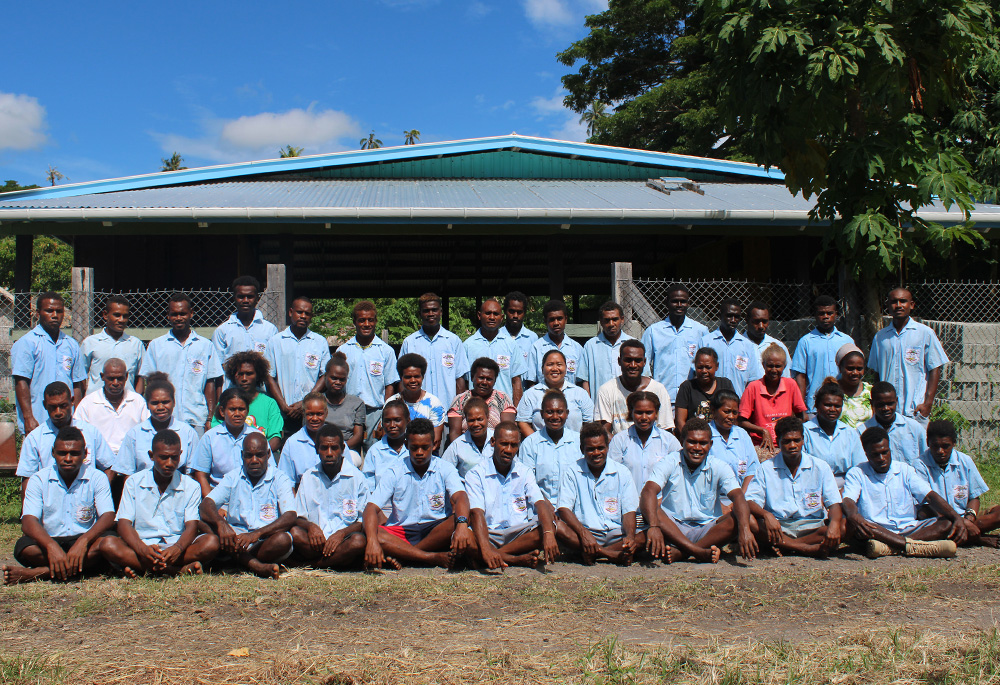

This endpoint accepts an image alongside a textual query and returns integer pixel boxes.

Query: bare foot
[444,549,461,571]
[615,549,634,567]
[247,558,281,579]
[581,552,597,566]
[179,561,203,576]
[384,556,403,570]
[978,534,1000,549]
[692,545,721,564]
[664,546,684,564]
[507,551,540,568]
[3,565,49,585]
[122,566,139,579]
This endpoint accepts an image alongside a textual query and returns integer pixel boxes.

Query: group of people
[4,279,995,584]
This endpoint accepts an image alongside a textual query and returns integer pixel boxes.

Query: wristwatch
[964,508,977,520]
[455,516,469,525]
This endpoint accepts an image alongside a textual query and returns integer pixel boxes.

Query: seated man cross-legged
[464,421,559,570]
[4,427,116,585]
[200,433,297,578]
[844,426,968,558]
[362,418,474,569]
[746,417,845,557]
[101,430,220,576]
[290,425,371,569]
[556,422,644,565]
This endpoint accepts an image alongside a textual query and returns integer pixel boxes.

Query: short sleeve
[509,342,526,379]
[16,433,42,478]
[138,342,157,376]
[354,474,370,513]
[318,345,332,378]
[515,392,534,422]
[277,447,298,484]
[842,466,864,502]
[655,386,675,430]
[442,462,465,496]
[619,470,640,514]
[275,473,296,514]
[847,431,867,469]
[494,391,514,414]
[453,339,470,379]
[93,471,115,516]
[383,346,400,385]
[905,467,933,504]
[429,397,447,427]
[925,330,948,370]
[441,439,460,469]
[648,454,677,490]
[524,344,539,384]
[789,380,808,414]
[116,475,138,522]
[744,472,765,506]
[447,393,465,419]
[183,481,202,522]
[293,477,315,521]
[70,344,86,384]
[371,466,399,510]
[464,468,486,511]
[790,336,808,375]
[866,333,881,371]
[966,459,989,500]
[577,344,593,383]
[663,431,682,453]
[674,382,693,411]
[741,451,760,481]
[264,340,278,378]
[607,432,627,465]
[715,463,741,496]
[818,462,842,507]
[525,471,545,506]
[205,344,224,379]
[352,398,366,427]
[207,476,233,509]
[554,468,578,511]
[738,383,755,419]
[190,434,214,474]
[594,384,614,423]
[20,474,44,519]
[578,391,595,422]
[90,430,116,471]
[11,337,36,379]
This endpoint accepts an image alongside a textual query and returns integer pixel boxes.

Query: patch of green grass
[0,654,69,685]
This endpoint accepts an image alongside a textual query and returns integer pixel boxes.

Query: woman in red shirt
[739,343,807,455]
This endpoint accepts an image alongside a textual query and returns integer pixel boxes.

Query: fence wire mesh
[618,278,1000,458]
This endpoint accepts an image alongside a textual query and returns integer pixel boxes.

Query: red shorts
[381,525,408,542]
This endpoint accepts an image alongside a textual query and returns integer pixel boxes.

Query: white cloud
[152,106,362,163]
[522,0,607,28]
[530,93,566,116]
[467,1,491,18]
[529,88,589,142]
[549,115,588,142]
[0,92,48,151]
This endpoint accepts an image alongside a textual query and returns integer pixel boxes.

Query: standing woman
[674,348,736,433]
[216,351,283,452]
[835,343,873,429]
[516,349,593,436]
[322,353,366,454]
[739,343,807,456]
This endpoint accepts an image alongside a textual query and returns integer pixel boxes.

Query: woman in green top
[213,351,284,451]
[835,343,872,428]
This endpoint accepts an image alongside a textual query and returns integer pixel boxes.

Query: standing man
[501,291,537,371]
[74,359,150,454]
[744,302,790,378]
[399,293,469,411]
[340,300,399,451]
[12,292,85,434]
[264,295,330,437]
[139,292,223,435]
[212,276,278,370]
[463,298,525,406]
[867,287,948,424]
[641,284,709,401]
[790,296,853,415]
[526,299,584,386]
[80,295,146,396]
[579,301,635,400]
[700,299,764,397]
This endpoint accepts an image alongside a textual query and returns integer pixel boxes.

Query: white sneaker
[904,539,957,558]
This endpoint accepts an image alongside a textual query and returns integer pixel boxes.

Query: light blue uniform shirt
[701,329,765,396]
[399,326,470,409]
[650,451,741,525]
[557,457,639,533]
[868,319,949,417]
[21,463,115,538]
[11,325,86,432]
[790,327,854,412]
[362,437,409,491]
[465,458,544,531]
[843,459,932,534]
[802,418,866,477]
[294,461,370,536]
[265,327,331,407]
[746,452,841,521]
[708,421,759,483]
[211,310,278,364]
[277,426,319,488]
[191,423,275,487]
[139,330,223,428]
[754,334,790,378]
[340,336,399,408]
[116,469,202,546]
[914,448,988,512]
[517,428,580,502]
[442,429,494,479]
[80,330,146,395]
[17,418,115,478]
[640,317,709,399]
[526,333,584,384]
[859,414,927,466]
[372,456,466,528]
[608,425,681,491]
[112,417,200,476]
[515,381,594,433]
[500,326,538,370]
[207,464,295,534]
[463,329,526,399]
[578,331,636,400]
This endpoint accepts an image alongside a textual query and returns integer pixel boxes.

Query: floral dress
[839,382,873,428]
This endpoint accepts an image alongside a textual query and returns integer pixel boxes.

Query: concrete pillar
[70,267,94,343]
[262,263,287,329]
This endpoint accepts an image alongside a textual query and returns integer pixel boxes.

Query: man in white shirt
[74,359,150,454]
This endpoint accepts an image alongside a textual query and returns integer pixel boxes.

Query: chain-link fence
[617,277,1000,458]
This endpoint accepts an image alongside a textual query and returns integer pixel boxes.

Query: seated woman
[442,397,494,479]
[516,350,593,436]
[383,353,447,452]
[802,379,866,488]
[739,343,806,457]
[674,348,735,433]
[447,357,515,441]
[192,388,274,495]
[214,351,283,453]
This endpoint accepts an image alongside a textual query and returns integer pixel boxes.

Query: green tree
[0,180,40,194]
[704,0,998,333]
[360,132,383,150]
[279,145,304,158]
[45,166,65,186]
[161,152,187,172]
[403,129,421,145]
[0,235,73,292]
[578,101,608,137]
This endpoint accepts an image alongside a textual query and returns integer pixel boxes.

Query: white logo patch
[804,491,822,509]
[687,343,697,358]
[734,355,748,371]
[496,354,511,370]
[61,355,73,373]
[254,342,267,355]
[904,347,921,366]
[428,493,446,510]
[566,358,577,374]
[342,499,357,518]
[190,359,205,375]
[512,495,528,513]
[441,353,455,370]
[259,503,277,522]
[368,360,384,377]
[604,497,620,515]
[953,484,969,504]
[304,353,319,370]
[75,503,96,524]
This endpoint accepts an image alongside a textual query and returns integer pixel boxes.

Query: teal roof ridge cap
[0,134,784,201]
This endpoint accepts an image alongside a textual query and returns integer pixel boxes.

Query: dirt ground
[2,547,1000,684]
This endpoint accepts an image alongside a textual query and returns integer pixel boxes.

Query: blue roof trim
[0,135,784,201]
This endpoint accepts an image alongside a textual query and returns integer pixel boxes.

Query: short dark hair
[927,420,958,443]
[301,392,326,410]
[871,381,897,399]
[719,297,741,314]
[352,300,377,319]
[747,301,769,316]
[316,423,345,447]
[681,417,711,440]
[36,291,64,310]
[470,356,500,379]
[666,283,690,298]
[143,372,175,401]
[814,295,838,311]
[290,295,313,307]
[382,398,409,417]
[54,425,85,446]
[626,390,660,418]
[493,420,520,439]
[104,294,130,312]
[43,381,71,400]
[151,429,181,451]
[504,291,529,308]
[694,347,718,363]
[231,275,261,293]
[542,299,568,318]
[579,421,609,447]
[405,418,435,440]
[541,349,566,366]
[418,292,441,308]
[479,297,502,312]
[168,292,192,307]
[224,350,270,383]
[774,416,804,441]
[463,396,488,417]
[815,378,845,405]
[711,389,740,410]
[598,300,624,317]
[218,388,252,413]
[861,426,891,449]
[397,353,427,375]
[620,339,645,356]
[540,389,568,409]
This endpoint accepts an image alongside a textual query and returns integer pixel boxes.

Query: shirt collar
[93,389,143,409]
[806,419,849,437]
[708,329,747,344]
[226,311,265,326]
[540,427,574,446]
[240,464,276,487]
[47,463,92,484]
[166,329,202,346]
[139,469,183,491]
[774,452,813,474]
[281,326,314,340]
[417,326,449,342]
[32,325,66,343]
[405,455,439,476]
[891,318,919,335]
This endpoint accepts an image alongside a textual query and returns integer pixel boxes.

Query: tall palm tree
[403,129,421,145]
[579,101,608,138]
[279,145,304,158]
[45,166,65,186]
[161,152,187,172]
[360,131,383,150]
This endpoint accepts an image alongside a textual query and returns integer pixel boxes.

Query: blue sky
[0,0,607,187]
